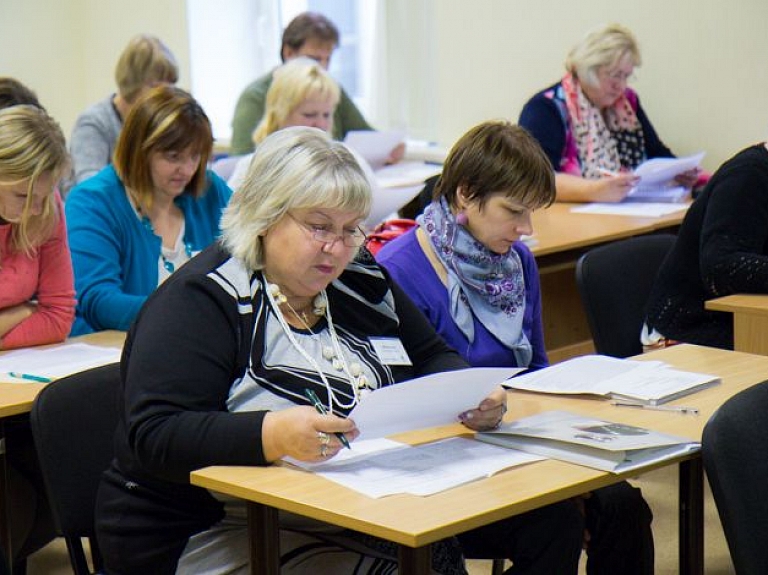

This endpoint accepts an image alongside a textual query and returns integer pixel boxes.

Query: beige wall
[3,0,767,172]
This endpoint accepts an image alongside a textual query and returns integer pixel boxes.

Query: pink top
[0,192,76,349]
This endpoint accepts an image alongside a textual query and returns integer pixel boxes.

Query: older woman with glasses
[519,23,699,202]
[94,127,583,575]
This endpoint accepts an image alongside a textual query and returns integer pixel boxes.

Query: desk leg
[247,502,279,575]
[679,459,704,575]
[398,544,431,575]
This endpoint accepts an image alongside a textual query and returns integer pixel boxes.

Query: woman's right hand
[590,173,640,202]
[261,406,359,463]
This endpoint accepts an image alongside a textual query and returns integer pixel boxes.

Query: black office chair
[29,363,122,575]
[575,234,676,358]
[702,381,768,574]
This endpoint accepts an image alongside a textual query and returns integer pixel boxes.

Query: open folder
[477,410,700,473]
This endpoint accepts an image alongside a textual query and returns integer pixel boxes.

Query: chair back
[703,381,768,575]
[30,363,122,575]
[575,233,676,358]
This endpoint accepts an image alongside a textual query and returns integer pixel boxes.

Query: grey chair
[29,363,122,575]
[575,233,677,358]
[702,381,768,574]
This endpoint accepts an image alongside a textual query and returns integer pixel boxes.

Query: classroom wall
[2,0,766,172]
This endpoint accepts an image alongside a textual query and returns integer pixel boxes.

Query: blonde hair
[221,127,370,270]
[565,24,641,88]
[113,85,213,212]
[252,58,340,144]
[0,106,68,256]
[115,34,179,103]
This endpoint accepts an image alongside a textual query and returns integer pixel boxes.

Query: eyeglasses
[288,213,367,248]
[599,67,635,84]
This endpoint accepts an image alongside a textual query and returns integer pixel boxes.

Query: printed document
[0,343,121,380]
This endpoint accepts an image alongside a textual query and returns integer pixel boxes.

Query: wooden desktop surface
[191,344,766,574]
[0,330,126,415]
[530,203,688,362]
[706,294,768,355]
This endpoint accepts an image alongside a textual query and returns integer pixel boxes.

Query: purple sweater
[376,228,548,370]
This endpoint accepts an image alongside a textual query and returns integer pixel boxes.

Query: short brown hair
[435,121,555,210]
[115,34,179,103]
[0,77,43,110]
[113,86,212,211]
[280,12,339,62]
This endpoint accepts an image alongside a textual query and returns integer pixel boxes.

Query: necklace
[264,279,373,410]
[141,216,193,273]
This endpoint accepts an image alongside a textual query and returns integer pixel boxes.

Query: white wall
[2,0,767,172]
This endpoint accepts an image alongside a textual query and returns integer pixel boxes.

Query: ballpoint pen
[303,388,352,449]
[611,400,699,415]
[9,372,53,383]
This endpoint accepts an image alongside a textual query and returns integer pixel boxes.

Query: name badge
[370,337,412,365]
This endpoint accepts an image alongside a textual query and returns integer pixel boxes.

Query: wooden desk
[191,343,767,575]
[705,294,768,355]
[530,203,687,362]
[0,330,125,573]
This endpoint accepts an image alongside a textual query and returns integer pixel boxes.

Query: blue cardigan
[66,165,232,335]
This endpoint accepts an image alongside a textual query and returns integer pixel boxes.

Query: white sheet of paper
[364,184,424,230]
[349,367,521,440]
[374,161,441,189]
[570,203,689,217]
[0,343,121,380]
[344,130,406,170]
[293,437,543,498]
[632,152,705,186]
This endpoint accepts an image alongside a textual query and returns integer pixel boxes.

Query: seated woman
[66,85,231,335]
[0,103,72,568]
[376,120,654,575]
[227,56,341,191]
[643,142,768,350]
[94,127,583,575]
[67,34,178,190]
[0,105,74,350]
[519,23,699,203]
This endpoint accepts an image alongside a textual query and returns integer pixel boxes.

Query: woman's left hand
[674,168,700,189]
[385,142,406,165]
[458,386,507,431]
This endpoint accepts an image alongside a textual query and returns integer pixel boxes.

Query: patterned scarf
[561,73,646,178]
[418,198,532,366]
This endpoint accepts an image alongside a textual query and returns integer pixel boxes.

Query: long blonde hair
[0,105,69,257]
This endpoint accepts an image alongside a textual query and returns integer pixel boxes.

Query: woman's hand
[590,172,640,202]
[385,142,406,165]
[261,406,359,463]
[458,386,508,431]
[674,168,700,189]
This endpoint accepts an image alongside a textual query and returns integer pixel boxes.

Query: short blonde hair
[565,24,641,88]
[252,58,340,144]
[113,85,213,212]
[221,127,371,270]
[115,34,179,103]
[0,106,68,256]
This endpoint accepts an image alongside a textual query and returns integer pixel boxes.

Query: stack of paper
[503,354,719,405]
[0,343,122,382]
[477,410,700,473]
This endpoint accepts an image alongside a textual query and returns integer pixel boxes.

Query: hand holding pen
[304,388,352,450]
[593,168,641,202]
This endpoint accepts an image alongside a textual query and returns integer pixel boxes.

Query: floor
[26,466,733,574]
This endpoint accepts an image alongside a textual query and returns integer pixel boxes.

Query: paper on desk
[374,161,441,189]
[293,437,543,498]
[570,203,689,217]
[0,343,121,380]
[344,130,406,170]
[364,184,424,230]
[350,367,521,440]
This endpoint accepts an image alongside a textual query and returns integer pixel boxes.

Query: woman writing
[377,121,654,574]
[66,85,231,335]
[0,105,74,349]
[94,127,583,574]
[519,23,699,202]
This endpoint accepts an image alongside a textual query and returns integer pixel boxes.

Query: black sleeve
[636,97,675,159]
[699,158,768,295]
[519,94,567,171]
[122,272,268,484]
[388,273,468,376]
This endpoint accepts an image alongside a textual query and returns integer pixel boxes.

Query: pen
[9,372,53,383]
[611,400,699,415]
[303,388,351,449]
